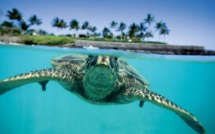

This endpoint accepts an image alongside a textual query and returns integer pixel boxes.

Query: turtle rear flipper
[120,88,205,134]
[0,69,72,95]
[139,101,145,107]
[39,80,49,91]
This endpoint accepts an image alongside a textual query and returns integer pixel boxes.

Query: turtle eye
[88,55,94,58]
[110,57,118,68]
[86,55,97,68]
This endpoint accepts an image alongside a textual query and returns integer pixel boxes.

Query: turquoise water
[0,44,215,134]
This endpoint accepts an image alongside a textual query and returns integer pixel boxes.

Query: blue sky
[1,0,215,50]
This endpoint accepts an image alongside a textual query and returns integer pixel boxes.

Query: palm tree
[0,21,14,35]
[145,31,153,41]
[52,17,67,30]
[52,17,60,28]
[0,25,6,35]
[38,29,47,35]
[159,28,170,41]
[155,21,170,40]
[102,27,111,38]
[81,21,89,30]
[82,21,91,35]
[88,26,97,36]
[139,23,147,40]
[6,8,23,21]
[29,15,42,26]
[110,21,117,29]
[1,21,14,33]
[144,13,155,27]
[19,21,30,33]
[12,26,22,35]
[110,21,117,39]
[70,19,80,37]
[155,21,167,30]
[117,22,126,40]
[128,23,139,40]
[143,14,155,40]
[92,26,97,32]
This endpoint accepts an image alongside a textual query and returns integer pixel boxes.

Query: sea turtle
[0,54,205,133]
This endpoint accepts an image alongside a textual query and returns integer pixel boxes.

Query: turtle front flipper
[0,68,72,95]
[120,87,205,134]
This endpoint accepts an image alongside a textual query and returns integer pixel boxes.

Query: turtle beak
[96,56,110,67]
[93,56,114,74]
[86,55,116,75]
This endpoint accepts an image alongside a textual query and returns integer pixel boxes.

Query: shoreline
[63,40,215,55]
[1,36,215,55]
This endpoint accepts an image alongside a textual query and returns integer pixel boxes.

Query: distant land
[64,40,215,55]
[0,36,215,55]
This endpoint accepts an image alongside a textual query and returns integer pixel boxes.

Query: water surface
[0,44,215,134]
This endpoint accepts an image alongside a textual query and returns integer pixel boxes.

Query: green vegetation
[0,8,170,45]
[22,35,75,46]
[78,37,167,44]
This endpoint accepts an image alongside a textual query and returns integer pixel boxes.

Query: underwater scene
[0,44,215,134]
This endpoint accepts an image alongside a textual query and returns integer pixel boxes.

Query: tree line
[0,8,170,41]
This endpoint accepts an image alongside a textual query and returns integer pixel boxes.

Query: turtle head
[86,55,118,71]
[83,55,118,99]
